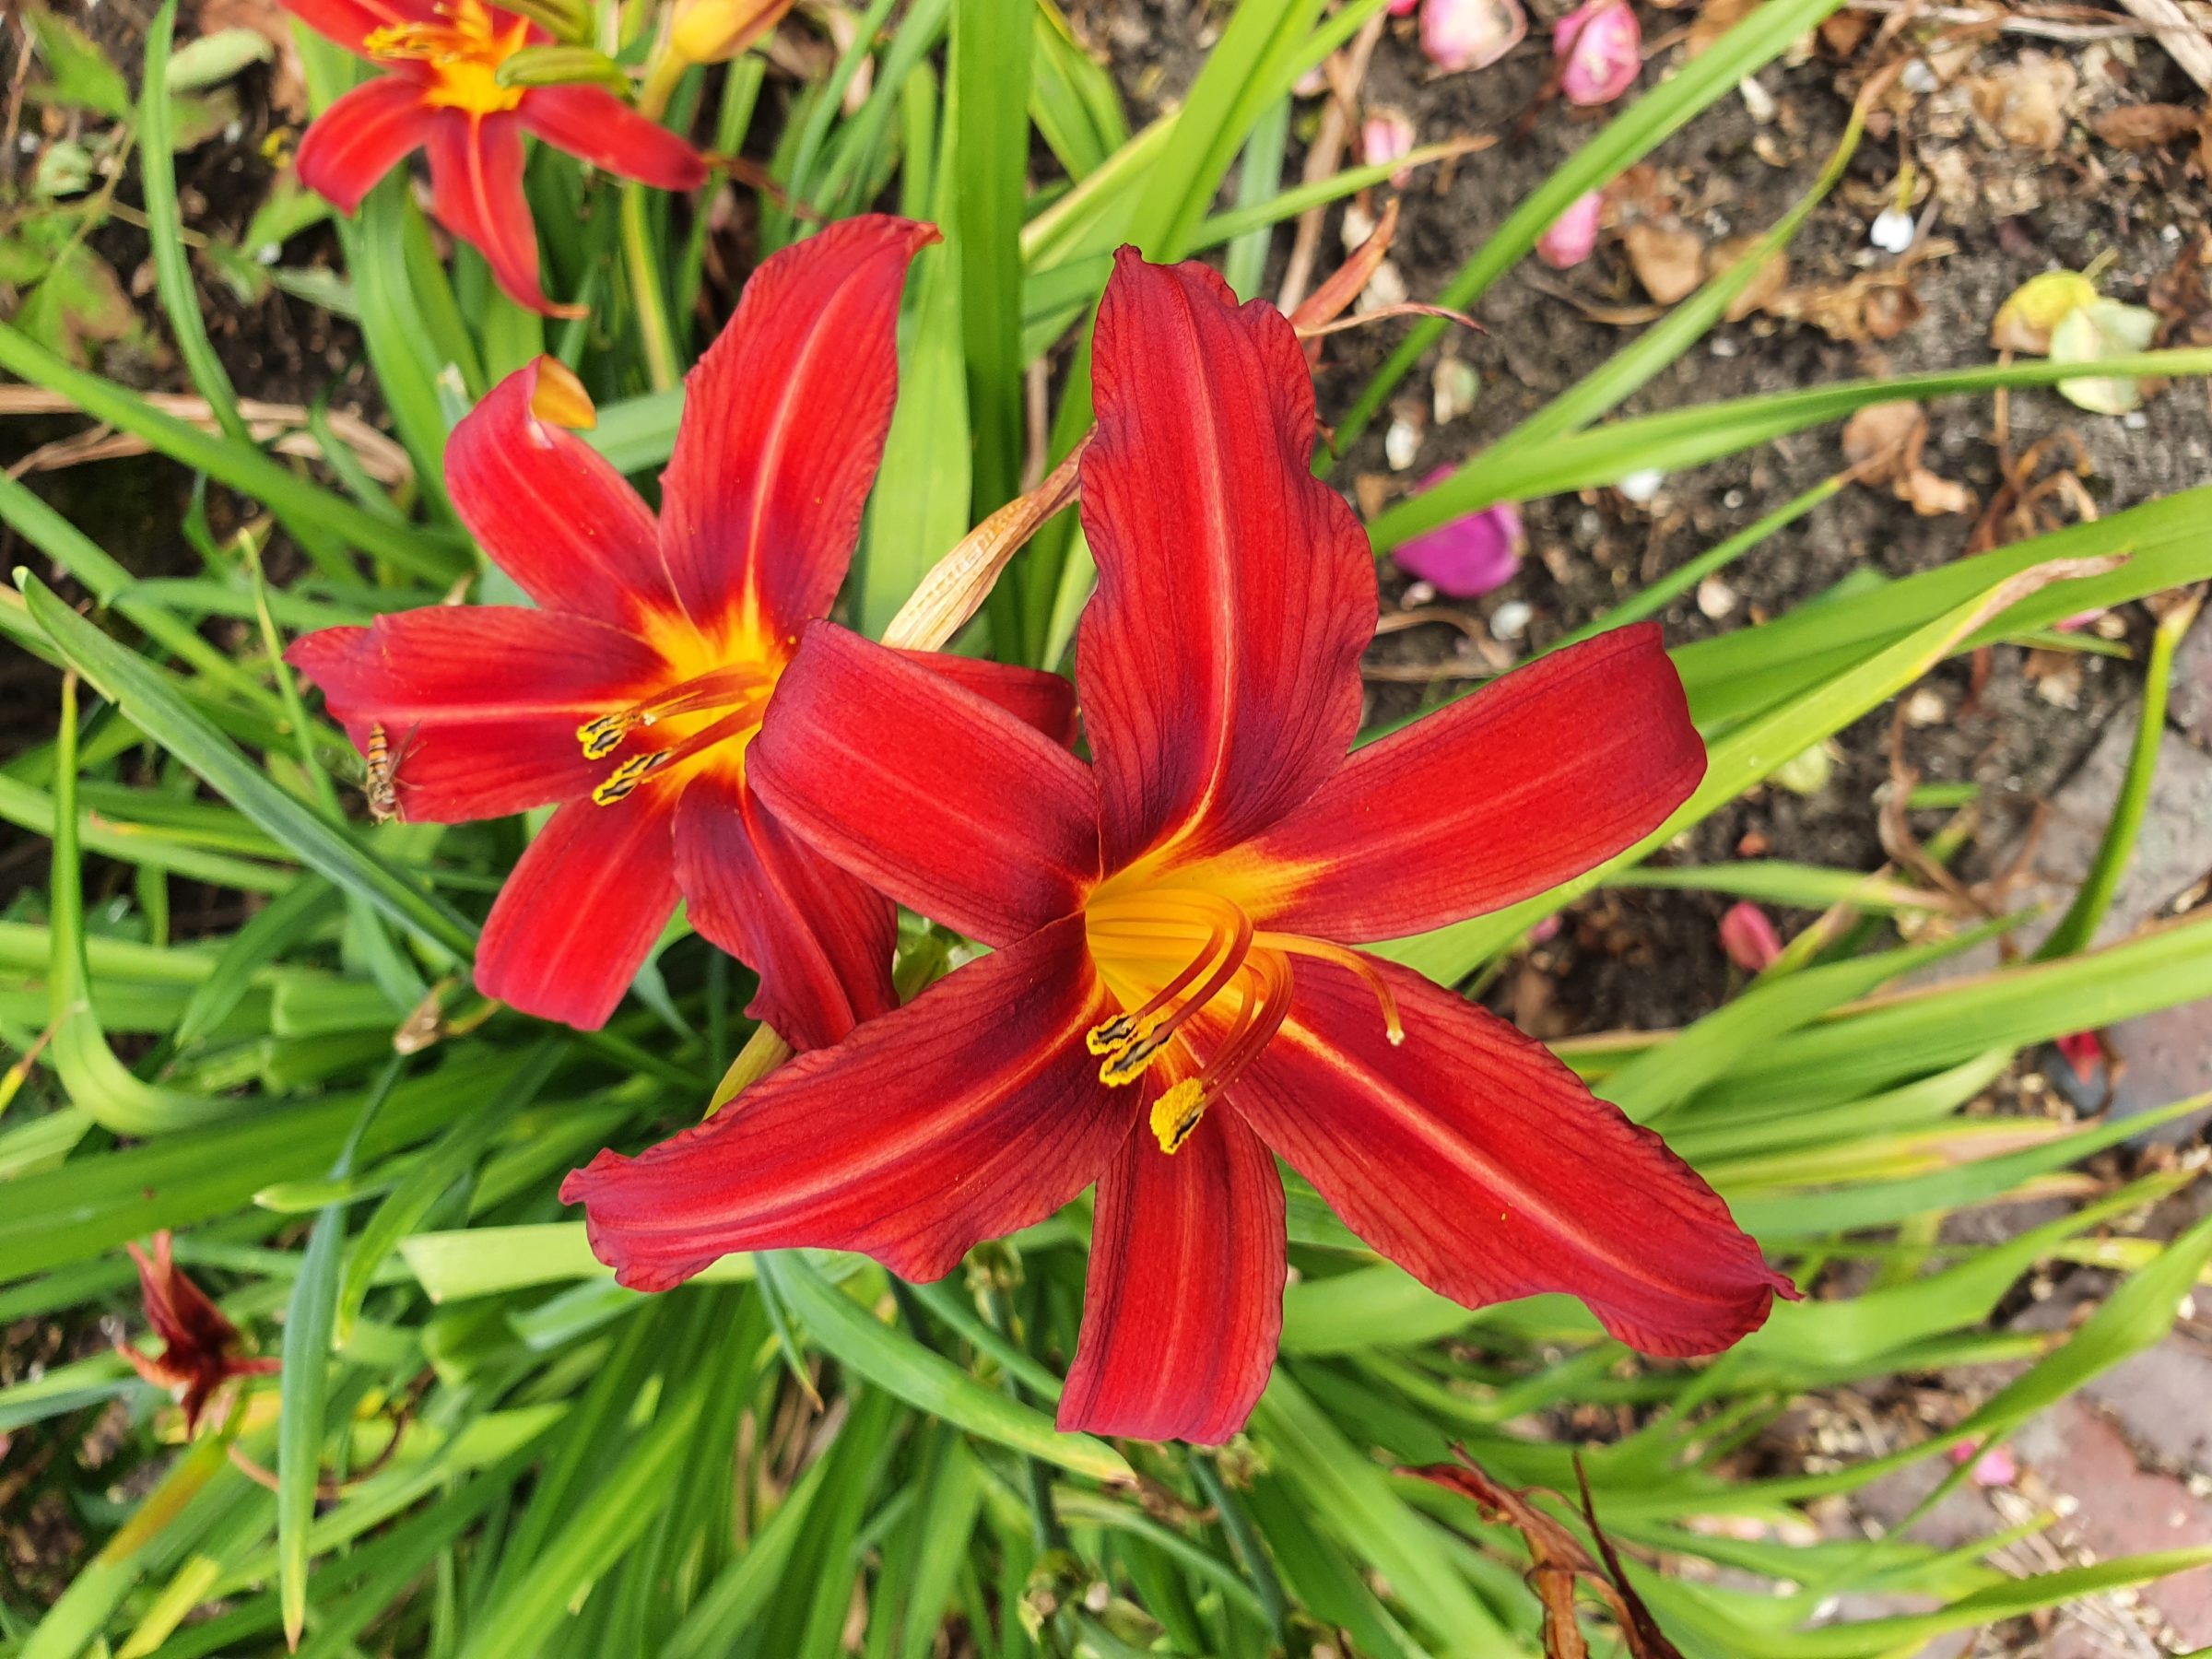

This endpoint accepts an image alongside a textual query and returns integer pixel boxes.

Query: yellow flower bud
[668,0,793,65]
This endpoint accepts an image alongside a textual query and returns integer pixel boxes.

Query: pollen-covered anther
[577,713,629,759]
[1150,1079,1206,1154]
[592,751,669,806]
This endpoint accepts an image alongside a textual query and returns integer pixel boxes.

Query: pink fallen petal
[1391,0,1419,15]
[1391,468,1524,598]
[1718,901,1783,972]
[1362,110,1418,188]
[1422,0,1528,73]
[1537,189,1603,268]
[1947,1438,2018,1487]
[2055,608,2106,632]
[1554,0,1641,106]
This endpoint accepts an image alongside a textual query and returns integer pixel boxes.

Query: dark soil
[1086,0,2212,1036]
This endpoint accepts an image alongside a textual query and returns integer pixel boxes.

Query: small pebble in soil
[1696,575,1738,619]
[1869,206,1916,253]
[1618,467,1665,504]
[1490,599,1534,641]
[1384,418,1422,471]
[1903,687,1948,726]
[1900,58,1938,92]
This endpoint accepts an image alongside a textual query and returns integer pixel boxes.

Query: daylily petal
[672,771,897,1053]
[445,358,677,628]
[517,85,709,191]
[294,77,430,214]
[750,623,1098,947]
[1228,625,1702,941]
[476,794,680,1029]
[288,609,666,819]
[1231,953,1792,1356]
[427,110,570,317]
[897,652,1080,748]
[1078,249,1376,871]
[562,917,1137,1287]
[276,0,438,53]
[1058,1108,1286,1444]
[657,216,938,636]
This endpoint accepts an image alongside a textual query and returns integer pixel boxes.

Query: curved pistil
[1085,886,1404,1153]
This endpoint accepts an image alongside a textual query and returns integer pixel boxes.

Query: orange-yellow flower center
[1084,877,1402,1155]
[581,623,786,806]
[364,1,529,116]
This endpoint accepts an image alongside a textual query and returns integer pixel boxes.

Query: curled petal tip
[527,357,597,430]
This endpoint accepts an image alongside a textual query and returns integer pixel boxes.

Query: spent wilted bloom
[1553,0,1641,106]
[1537,188,1604,269]
[1718,900,1783,972]
[565,249,1791,1443]
[117,1233,278,1434]
[1421,0,1527,74]
[290,218,1074,1038]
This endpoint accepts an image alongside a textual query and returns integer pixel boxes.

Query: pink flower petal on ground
[1362,109,1418,188]
[1554,0,1641,105]
[1947,1438,2018,1487]
[1719,901,1783,972]
[1422,0,1526,73]
[1537,189,1603,269]
[1390,467,1523,598]
[1390,0,1418,16]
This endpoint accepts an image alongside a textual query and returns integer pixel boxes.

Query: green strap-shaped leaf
[20,571,477,959]
[771,1253,1130,1482]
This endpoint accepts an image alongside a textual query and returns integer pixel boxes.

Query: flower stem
[621,182,682,393]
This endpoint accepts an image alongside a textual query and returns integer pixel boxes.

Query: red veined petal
[476,794,680,1029]
[1231,954,1792,1356]
[427,110,574,318]
[749,623,1098,947]
[1230,624,1705,941]
[1058,1108,1285,1445]
[288,612,665,820]
[275,0,438,53]
[293,77,429,214]
[445,358,677,627]
[657,216,937,636]
[516,85,708,190]
[898,652,1079,747]
[1077,250,1376,872]
[562,916,1137,1287]
[672,771,897,1053]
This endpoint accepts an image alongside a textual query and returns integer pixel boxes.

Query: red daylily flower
[118,1232,279,1434]
[279,0,709,314]
[563,249,1794,1443]
[290,217,1076,1041]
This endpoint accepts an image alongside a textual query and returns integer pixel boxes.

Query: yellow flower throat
[1083,880,1403,1155]
[364,1,529,117]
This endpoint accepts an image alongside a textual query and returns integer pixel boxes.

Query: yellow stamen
[1150,1080,1206,1154]
[592,751,668,805]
